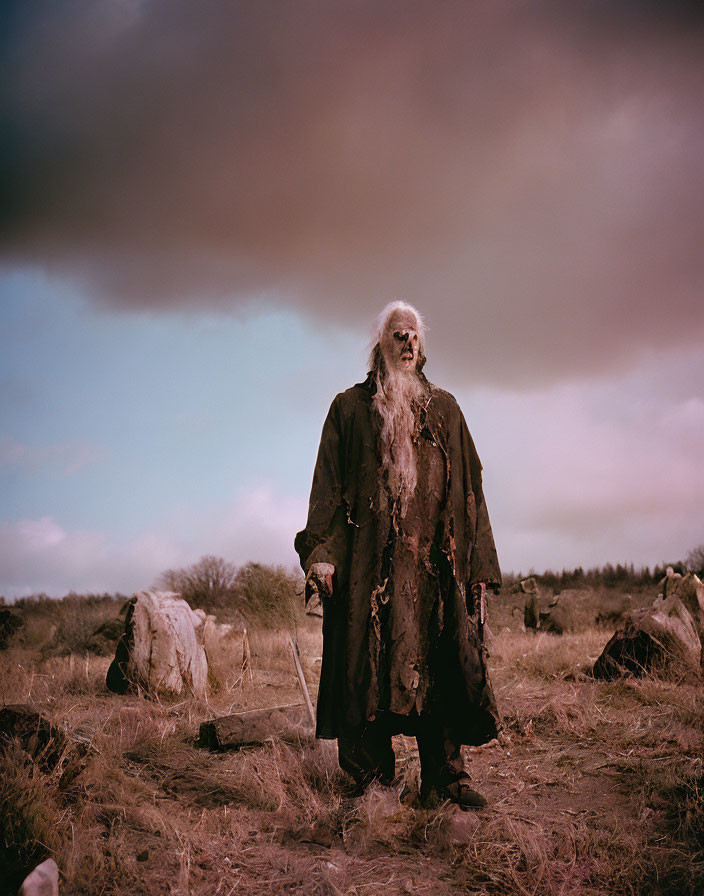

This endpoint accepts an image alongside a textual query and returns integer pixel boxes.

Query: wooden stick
[287,633,316,728]
[241,628,253,685]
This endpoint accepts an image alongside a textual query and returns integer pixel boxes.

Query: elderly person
[295,302,501,808]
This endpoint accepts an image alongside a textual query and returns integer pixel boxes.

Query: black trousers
[337,711,465,794]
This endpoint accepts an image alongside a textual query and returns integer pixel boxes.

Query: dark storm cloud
[2,0,703,386]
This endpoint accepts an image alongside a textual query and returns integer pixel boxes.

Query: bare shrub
[234,562,303,629]
[154,557,303,628]
[155,555,238,611]
[10,593,124,657]
[686,544,704,575]
[44,596,124,658]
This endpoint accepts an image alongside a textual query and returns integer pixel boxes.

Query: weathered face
[380,309,421,372]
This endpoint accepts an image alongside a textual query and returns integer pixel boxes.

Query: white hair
[368,300,426,370]
[368,301,429,515]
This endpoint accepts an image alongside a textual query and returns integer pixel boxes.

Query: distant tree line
[3,544,701,612]
[503,543,704,593]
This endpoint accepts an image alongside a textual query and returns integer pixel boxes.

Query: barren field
[2,591,702,896]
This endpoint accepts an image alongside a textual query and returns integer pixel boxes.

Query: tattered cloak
[295,376,502,745]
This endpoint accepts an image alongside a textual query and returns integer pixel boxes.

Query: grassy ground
[1,590,702,896]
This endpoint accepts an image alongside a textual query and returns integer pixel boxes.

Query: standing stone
[669,574,704,657]
[195,611,238,667]
[523,594,539,631]
[106,591,208,698]
[519,577,540,596]
[657,566,683,600]
[539,598,573,635]
[196,611,244,685]
[593,591,702,679]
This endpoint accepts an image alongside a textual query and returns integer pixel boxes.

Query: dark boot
[338,719,395,791]
[417,718,487,810]
[436,771,487,809]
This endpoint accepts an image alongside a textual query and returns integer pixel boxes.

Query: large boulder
[304,591,324,618]
[107,591,208,698]
[517,579,580,635]
[539,598,574,635]
[668,573,704,648]
[593,588,703,680]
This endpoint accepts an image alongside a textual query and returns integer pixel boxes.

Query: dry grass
[9,594,125,656]
[490,629,606,679]
[0,742,65,887]
[1,591,703,896]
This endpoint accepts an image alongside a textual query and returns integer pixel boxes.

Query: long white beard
[373,365,428,513]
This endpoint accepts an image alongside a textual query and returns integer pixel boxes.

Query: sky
[1,1,703,597]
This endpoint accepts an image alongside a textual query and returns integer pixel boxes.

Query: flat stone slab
[199,703,312,749]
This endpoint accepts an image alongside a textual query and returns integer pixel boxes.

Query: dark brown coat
[295,376,501,744]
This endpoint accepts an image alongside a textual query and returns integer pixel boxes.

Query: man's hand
[306,562,335,603]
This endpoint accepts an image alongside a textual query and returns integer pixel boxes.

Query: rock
[0,705,65,769]
[670,574,704,646]
[540,601,573,635]
[106,591,208,698]
[657,566,683,601]
[0,608,24,649]
[18,858,59,896]
[199,703,311,749]
[520,579,576,634]
[519,577,540,595]
[197,612,239,669]
[593,592,702,679]
[524,595,539,631]
[192,611,244,686]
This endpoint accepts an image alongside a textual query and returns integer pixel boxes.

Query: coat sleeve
[294,395,350,575]
[459,410,502,592]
